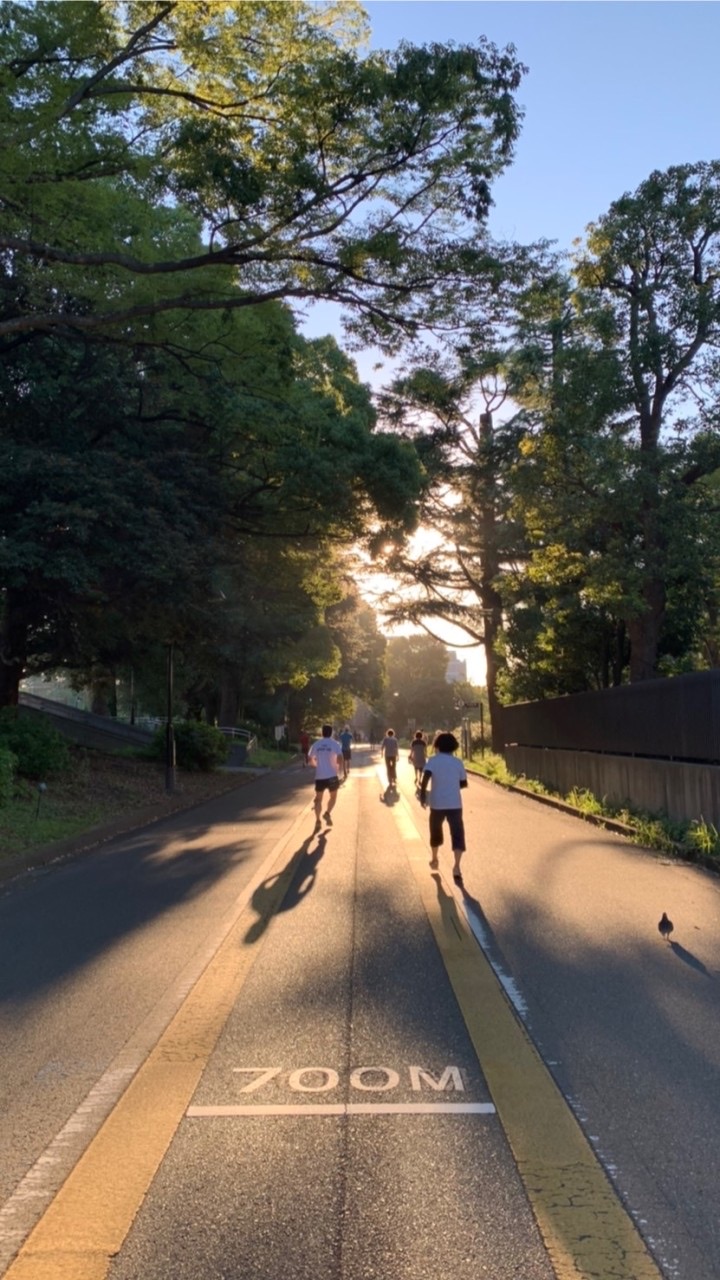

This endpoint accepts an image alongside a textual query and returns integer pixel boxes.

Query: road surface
[1,747,718,1279]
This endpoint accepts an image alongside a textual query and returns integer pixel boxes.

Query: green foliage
[466,751,514,785]
[151,722,230,773]
[0,710,70,779]
[248,746,295,769]
[0,743,16,805]
[680,819,720,861]
[383,635,458,733]
[379,162,720,708]
[0,1,525,343]
[565,787,604,816]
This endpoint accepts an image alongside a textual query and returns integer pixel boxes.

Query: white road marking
[187,1102,496,1116]
[230,1065,467,1094]
[409,1065,464,1092]
[288,1067,340,1092]
[349,1067,399,1092]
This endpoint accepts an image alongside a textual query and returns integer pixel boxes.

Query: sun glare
[356,528,487,686]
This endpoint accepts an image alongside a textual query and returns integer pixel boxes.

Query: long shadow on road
[0,767,314,1005]
[244,831,328,944]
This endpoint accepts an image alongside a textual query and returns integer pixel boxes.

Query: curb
[466,768,720,874]
[466,766,636,836]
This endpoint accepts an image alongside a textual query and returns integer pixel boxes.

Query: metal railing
[135,716,257,754]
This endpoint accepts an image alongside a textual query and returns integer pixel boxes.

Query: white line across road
[187,1102,496,1116]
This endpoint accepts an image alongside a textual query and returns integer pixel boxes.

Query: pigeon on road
[658,912,674,941]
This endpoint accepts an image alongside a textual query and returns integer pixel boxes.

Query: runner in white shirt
[308,725,344,831]
[419,731,468,884]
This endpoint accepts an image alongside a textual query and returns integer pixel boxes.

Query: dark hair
[414,730,424,740]
[385,728,395,736]
[434,731,459,753]
[322,724,333,737]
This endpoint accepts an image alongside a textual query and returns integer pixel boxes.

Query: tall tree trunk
[0,592,28,707]
[477,412,506,753]
[90,667,117,716]
[218,675,240,728]
[627,473,666,681]
[627,578,666,681]
[483,617,505,753]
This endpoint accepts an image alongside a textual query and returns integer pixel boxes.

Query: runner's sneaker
[323,811,333,826]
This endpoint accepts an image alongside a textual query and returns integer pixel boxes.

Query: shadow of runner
[430,871,465,943]
[244,832,328,944]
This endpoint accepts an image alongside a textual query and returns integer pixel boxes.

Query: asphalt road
[0,748,718,1280]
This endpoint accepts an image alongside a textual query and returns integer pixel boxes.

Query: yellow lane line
[3,823,311,1280]
[393,800,662,1280]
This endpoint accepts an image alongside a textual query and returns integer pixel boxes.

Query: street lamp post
[456,701,480,759]
[165,641,176,794]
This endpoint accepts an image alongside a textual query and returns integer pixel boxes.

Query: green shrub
[0,743,17,805]
[151,721,230,771]
[472,751,515,784]
[565,787,604,816]
[682,818,720,860]
[0,709,70,779]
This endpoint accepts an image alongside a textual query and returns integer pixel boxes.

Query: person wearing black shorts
[308,725,343,831]
[339,726,353,779]
[419,732,468,884]
[381,728,399,788]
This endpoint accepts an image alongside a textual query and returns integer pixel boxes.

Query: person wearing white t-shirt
[419,732,468,884]
[308,724,343,831]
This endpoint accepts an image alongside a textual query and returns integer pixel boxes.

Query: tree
[382,634,457,736]
[477,182,720,697]
[0,289,424,709]
[372,349,527,750]
[0,1,526,342]
[572,162,720,680]
[0,325,223,705]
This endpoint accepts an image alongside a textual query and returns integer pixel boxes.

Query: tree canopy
[371,162,720,728]
[0,0,525,342]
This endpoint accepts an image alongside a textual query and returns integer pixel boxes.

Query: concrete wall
[505,745,720,827]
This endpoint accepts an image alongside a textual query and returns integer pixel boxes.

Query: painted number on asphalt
[232,1066,465,1093]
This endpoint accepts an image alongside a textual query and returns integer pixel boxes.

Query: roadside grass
[249,746,296,768]
[0,747,246,865]
[466,752,720,869]
[0,777,106,858]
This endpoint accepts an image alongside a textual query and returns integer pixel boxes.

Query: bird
[658,912,674,942]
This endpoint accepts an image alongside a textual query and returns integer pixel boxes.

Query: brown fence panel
[501,671,720,763]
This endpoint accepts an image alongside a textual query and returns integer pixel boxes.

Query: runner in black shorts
[419,732,468,884]
[308,725,344,830]
[381,728,399,788]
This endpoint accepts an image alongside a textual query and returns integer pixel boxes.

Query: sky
[304,2,720,683]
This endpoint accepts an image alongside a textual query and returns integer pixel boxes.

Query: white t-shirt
[381,735,399,757]
[308,737,343,780]
[423,753,467,809]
